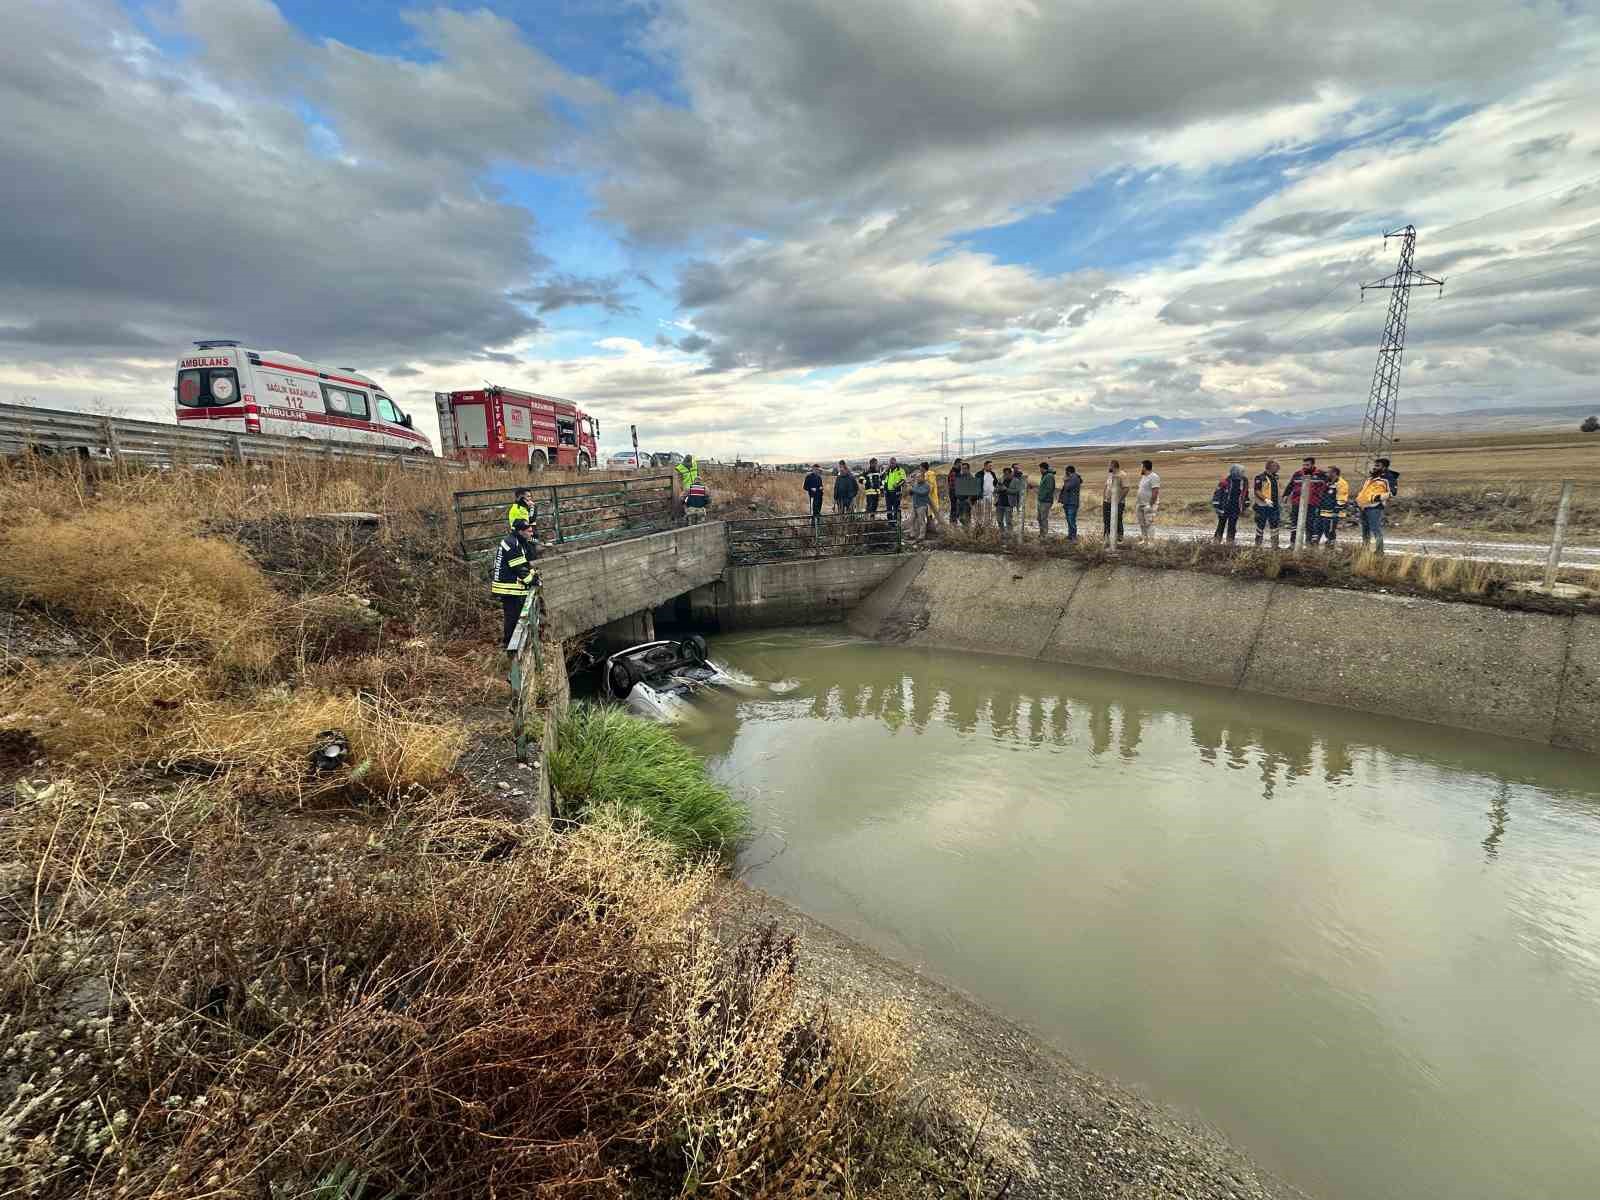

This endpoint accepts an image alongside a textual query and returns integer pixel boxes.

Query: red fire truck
[434,385,600,471]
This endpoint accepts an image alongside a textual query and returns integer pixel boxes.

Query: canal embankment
[847,550,1600,752]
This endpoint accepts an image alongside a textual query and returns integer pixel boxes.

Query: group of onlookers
[803,453,1401,552]
[1220,455,1398,551]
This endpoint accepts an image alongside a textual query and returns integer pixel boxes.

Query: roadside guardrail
[0,401,461,472]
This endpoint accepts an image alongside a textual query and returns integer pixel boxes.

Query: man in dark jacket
[1059,466,1082,540]
[492,518,542,650]
[1036,462,1057,539]
[862,458,884,518]
[832,461,859,514]
[1285,456,1328,547]
[946,461,962,525]
[803,464,824,530]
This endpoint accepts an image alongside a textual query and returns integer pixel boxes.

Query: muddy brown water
[670,629,1600,1200]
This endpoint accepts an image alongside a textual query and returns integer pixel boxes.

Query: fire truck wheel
[527,449,548,473]
[578,453,592,472]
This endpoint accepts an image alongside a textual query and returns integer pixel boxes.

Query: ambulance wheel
[528,449,548,473]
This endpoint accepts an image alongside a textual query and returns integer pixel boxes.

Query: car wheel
[683,634,708,663]
[609,661,639,699]
[528,449,548,473]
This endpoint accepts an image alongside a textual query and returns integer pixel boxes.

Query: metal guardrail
[0,402,460,471]
[452,474,676,559]
[725,512,903,565]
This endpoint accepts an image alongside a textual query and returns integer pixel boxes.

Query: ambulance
[173,341,433,455]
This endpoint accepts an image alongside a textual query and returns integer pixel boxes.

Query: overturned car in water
[604,636,733,719]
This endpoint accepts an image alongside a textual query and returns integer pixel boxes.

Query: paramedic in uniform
[493,518,542,650]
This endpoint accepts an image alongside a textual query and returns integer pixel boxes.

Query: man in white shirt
[1136,459,1161,543]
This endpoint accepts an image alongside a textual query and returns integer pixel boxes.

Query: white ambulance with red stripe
[173,340,433,455]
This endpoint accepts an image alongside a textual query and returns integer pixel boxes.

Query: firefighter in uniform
[493,518,542,649]
[507,488,532,529]
[862,458,884,518]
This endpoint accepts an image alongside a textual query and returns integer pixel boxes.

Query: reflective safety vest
[675,462,698,489]
[883,466,907,495]
[862,470,884,496]
[507,501,531,529]
[491,534,538,597]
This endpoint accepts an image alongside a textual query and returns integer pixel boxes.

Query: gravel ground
[710,881,1310,1200]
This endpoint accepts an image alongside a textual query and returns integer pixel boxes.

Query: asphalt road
[1154,521,1600,567]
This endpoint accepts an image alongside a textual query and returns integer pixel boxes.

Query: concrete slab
[1241,588,1568,744]
[888,552,1082,657]
[846,553,929,638]
[1048,565,1274,688]
[1553,613,1600,754]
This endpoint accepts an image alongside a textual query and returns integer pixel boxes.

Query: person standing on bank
[1036,462,1057,539]
[1102,460,1127,541]
[1253,459,1282,548]
[672,454,698,524]
[884,457,907,524]
[1317,465,1349,546]
[979,460,997,528]
[833,460,859,515]
[1357,465,1392,551]
[863,458,884,518]
[492,518,542,650]
[921,462,942,530]
[1284,456,1328,548]
[946,461,962,526]
[909,468,932,541]
[1213,464,1248,543]
[1006,465,1026,539]
[803,463,824,531]
[507,487,533,529]
[1136,460,1161,543]
[996,466,1015,535]
[1060,465,1082,540]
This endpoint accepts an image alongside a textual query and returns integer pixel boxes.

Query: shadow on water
[671,628,1600,1200]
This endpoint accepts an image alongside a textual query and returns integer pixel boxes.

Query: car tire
[684,634,708,663]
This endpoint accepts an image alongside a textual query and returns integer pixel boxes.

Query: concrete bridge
[535,521,906,645]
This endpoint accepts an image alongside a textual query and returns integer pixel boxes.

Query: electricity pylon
[1356,225,1443,471]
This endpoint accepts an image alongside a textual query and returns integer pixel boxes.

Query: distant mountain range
[980,402,1596,451]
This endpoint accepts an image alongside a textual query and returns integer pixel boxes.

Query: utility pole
[941,417,948,464]
[1356,225,1443,472]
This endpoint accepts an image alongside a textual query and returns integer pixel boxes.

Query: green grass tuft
[550,702,749,858]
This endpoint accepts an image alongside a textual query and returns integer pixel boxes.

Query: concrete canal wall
[848,551,1600,754]
[689,554,906,630]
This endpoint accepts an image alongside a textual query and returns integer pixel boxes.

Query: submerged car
[604,636,732,719]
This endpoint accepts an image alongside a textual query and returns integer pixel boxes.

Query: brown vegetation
[930,523,1599,613]
[0,453,1009,1198]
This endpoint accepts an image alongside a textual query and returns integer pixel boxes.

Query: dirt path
[710,881,1311,1200]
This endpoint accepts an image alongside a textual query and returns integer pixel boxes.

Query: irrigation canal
[668,629,1600,1200]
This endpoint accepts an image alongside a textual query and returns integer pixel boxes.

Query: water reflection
[675,630,1600,1200]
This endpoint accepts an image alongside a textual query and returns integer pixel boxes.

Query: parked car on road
[607,451,642,470]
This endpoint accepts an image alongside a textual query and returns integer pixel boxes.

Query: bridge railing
[452,473,676,559]
[725,513,903,565]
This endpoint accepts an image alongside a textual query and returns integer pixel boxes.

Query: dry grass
[0,503,279,673]
[929,521,1600,611]
[0,454,1004,1199]
[0,798,996,1199]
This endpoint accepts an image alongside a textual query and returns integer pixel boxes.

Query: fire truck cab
[435,386,599,471]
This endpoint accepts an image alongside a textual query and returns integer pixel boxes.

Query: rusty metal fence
[725,513,903,565]
[452,474,676,559]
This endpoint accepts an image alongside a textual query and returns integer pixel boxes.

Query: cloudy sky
[2,0,1597,459]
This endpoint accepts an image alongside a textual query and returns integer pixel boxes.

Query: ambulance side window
[375,395,402,424]
[320,384,370,419]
